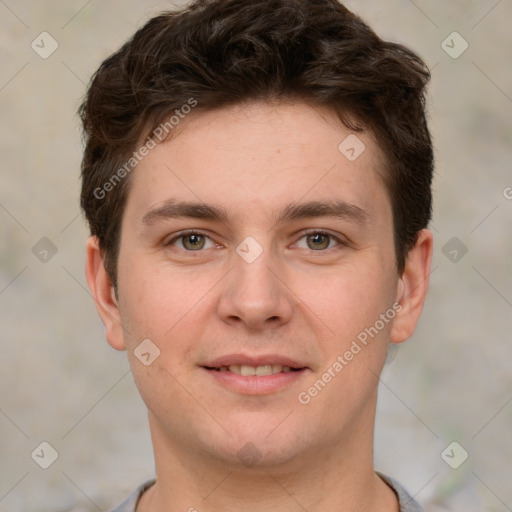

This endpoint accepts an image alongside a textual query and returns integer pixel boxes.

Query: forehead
[125,101,390,225]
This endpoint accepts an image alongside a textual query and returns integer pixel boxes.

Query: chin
[197,418,316,470]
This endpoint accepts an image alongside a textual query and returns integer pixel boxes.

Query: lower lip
[202,368,308,395]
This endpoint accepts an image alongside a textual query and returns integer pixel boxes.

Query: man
[80,0,433,510]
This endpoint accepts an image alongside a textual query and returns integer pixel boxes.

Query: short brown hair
[80,0,433,287]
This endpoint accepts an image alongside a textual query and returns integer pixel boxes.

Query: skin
[86,101,432,512]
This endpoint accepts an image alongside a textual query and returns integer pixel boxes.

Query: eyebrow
[141,198,369,227]
[275,200,369,226]
[142,200,229,225]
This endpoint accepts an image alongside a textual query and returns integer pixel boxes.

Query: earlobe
[85,236,126,351]
[390,229,433,344]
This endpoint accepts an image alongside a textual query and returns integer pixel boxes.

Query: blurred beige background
[0,1,511,511]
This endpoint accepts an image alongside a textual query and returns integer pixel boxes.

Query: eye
[167,231,216,251]
[295,231,341,251]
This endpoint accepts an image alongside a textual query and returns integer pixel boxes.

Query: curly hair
[80,0,433,287]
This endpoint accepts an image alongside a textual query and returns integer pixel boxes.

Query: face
[88,101,429,470]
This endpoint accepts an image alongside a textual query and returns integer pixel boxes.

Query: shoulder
[108,475,422,512]
[377,472,424,512]
[108,480,156,512]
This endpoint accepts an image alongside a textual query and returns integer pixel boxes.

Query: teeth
[240,365,256,376]
[256,365,273,376]
[221,364,294,375]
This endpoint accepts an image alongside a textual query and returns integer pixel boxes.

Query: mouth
[201,355,309,394]
[204,364,303,376]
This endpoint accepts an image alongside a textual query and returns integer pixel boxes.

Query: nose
[216,246,294,331]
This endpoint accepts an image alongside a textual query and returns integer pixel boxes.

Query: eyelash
[166,229,344,252]
[166,230,218,251]
[297,229,343,250]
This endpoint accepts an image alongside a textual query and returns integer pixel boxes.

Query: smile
[209,364,298,376]
[202,357,308,394]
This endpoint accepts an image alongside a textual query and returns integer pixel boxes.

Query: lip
[203,353,307,369]
[201,353,310,395]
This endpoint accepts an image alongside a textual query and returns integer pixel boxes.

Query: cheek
[117,260,217,376]
[118,271,195,417]
[118,259,191,336]
[294,268,396,424]
[294,262,396,344]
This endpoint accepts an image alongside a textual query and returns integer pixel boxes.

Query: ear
[390,229,433,344]
[85,236,126,351]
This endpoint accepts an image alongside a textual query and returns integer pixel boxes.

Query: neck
[138,396,399,512]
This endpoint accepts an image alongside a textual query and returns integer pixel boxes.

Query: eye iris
[183,234,205,250]
[307,233,329,250]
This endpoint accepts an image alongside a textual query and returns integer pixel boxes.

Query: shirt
[109,472,423,511]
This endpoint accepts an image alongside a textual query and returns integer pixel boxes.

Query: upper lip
[203,354,308,369]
